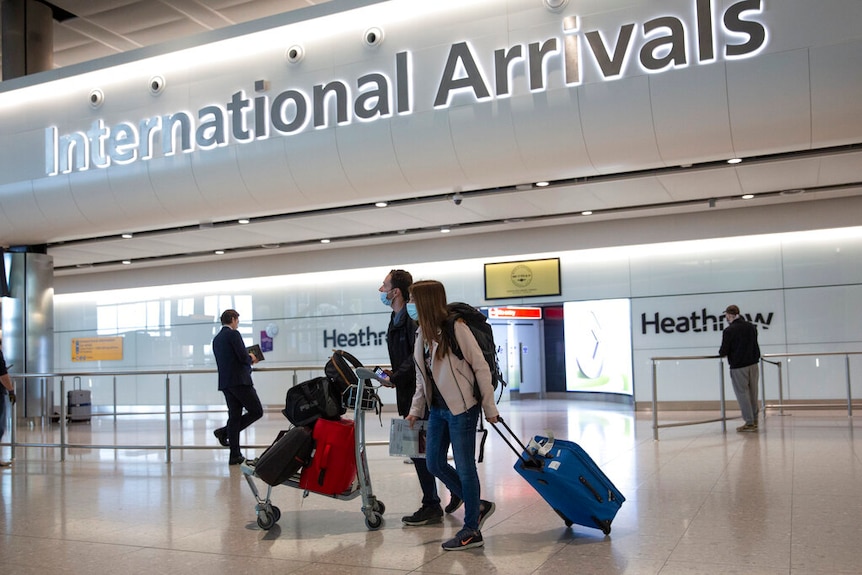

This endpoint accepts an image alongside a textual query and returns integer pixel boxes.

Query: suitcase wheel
[553,508,574,528]
[592,516,612,535]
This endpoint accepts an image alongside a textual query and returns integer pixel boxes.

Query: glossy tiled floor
[1,400,861,574]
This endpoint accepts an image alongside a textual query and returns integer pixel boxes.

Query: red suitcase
[299,418,357,495]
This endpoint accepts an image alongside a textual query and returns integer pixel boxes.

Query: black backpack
[444,302,507,403]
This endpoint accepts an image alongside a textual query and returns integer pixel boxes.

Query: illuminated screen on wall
[563,299,633,395]
[485,258,561,299]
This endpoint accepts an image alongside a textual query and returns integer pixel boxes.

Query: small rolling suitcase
[492,418,625,534]
[254,426,314,486]
[68,377,92,422]
[299,417,357,496]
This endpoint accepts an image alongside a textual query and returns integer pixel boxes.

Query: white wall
[54,207,862,409]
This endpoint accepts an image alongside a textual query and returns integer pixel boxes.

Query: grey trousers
[730,364,760,425]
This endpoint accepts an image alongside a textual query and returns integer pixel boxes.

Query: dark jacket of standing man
[719,304,761,432]
[213,309,263,465]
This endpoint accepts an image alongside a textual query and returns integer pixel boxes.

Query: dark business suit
[213,325,263,460]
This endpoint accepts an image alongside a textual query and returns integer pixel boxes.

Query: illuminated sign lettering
[45,0,766,176]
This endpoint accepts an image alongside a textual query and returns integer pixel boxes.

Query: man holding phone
[380,270,459,525]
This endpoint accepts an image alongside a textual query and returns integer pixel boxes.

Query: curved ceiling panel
[390,110,467,196]
[727,49,812,156]
[447,100,527,186]
[811,40,862,145]
[147,154,207,222]
[335,120,412,198]
[510,90,599,183]
[650,65,733,165]
[235,138,303,209]
[580,75,662,173]
[31,176,91,240]
[190,145,258,216]
[283,129,356,206]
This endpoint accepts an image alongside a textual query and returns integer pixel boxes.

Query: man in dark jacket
[380,270,459,525]
[719,305,762,432]
[213,309,263,464]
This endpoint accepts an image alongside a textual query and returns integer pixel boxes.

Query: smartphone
[373,366,388,379]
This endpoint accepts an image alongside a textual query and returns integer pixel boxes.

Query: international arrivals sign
[45,0,768,176]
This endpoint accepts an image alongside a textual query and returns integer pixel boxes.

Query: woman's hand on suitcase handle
[486,414,500,424]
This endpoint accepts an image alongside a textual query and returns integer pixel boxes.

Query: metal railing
[650,351,860,440]
[761,351,861,416]
[650,355,727,440]
[2,365,389,463]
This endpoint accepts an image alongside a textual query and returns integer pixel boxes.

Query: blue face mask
[406,302,419,321]
[380,291,392,307]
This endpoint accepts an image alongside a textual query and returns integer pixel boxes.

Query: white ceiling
[2,1,862,274]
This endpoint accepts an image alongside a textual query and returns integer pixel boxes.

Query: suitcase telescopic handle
[490,417,543,469]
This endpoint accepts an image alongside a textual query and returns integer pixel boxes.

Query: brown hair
[409,280,451,360]
[388,269,413,301]
[220,309,239,325]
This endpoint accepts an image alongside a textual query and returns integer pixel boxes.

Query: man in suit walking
[212,309,263,465]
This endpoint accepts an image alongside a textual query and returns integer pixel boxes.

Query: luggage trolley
[241,366,386,531]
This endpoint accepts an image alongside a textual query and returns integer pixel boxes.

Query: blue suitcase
[493,418,625,534]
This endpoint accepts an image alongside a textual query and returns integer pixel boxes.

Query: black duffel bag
[282,376,345,427]
[254,426,314,486]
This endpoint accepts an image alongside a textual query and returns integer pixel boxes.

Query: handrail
[2,364,390,463]
[651,351,861,440]
[760,351,861,416]
[650,355,727,441]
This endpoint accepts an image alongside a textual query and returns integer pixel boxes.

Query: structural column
[1,0,53,80]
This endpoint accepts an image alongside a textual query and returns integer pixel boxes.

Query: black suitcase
[492,417,625,534]
[253,427,314,486]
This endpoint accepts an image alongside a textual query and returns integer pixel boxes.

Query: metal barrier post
[777,361,785,416]
[719,359,726,432]
[165,374,172,463]
[178,373,184,419]
[847,354,853,417]
[652,360,659,441]
[113,375,118,423]
[59,376,66,462]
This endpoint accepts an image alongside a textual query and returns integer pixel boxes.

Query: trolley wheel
[365,512,383,530]
[373,500,385,515]
[271,505,282,522]
[257,509,276,530]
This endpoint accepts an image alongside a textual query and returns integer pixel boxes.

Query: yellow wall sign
[484,258,561,299]
[72,337,124,362]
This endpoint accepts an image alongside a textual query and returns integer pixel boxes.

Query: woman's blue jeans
[426,405,482,530]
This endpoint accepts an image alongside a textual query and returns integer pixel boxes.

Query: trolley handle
[490,417,544,469]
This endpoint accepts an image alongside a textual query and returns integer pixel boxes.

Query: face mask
[379,291,392,307]
[406,302,419,321]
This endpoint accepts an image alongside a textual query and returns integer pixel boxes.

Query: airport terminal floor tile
[1,400,861,574]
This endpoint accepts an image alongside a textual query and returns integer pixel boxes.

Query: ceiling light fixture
[742,194,755,199]
[121,233,133,239]
[440,227,451,233]
[214,250,225,255]
[374,201,388,208]
[122,260,131,265]
[238,218,250,224]
[581,210,593,216]
[727,158,743,164]
[320,239,331,244]
[535,181,550,187]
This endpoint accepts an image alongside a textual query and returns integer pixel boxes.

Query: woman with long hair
[405,280,499,550]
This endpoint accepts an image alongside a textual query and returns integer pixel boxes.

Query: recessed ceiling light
[122,260,131,265]
[320,238,331,244]
[121,233,133,239]
[581,210,593,215]
[238,218,250,224]
[440,227,451,233]
[742,194,755,200]
[214,250,225,255]
[535,181,549,187]
[727,158,743,164]
[375,201,388,208]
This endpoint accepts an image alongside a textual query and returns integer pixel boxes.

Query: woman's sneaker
[477,500,496,530]
[442,528,484,550]
[402,504,443,526]
[445,494,463,514]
